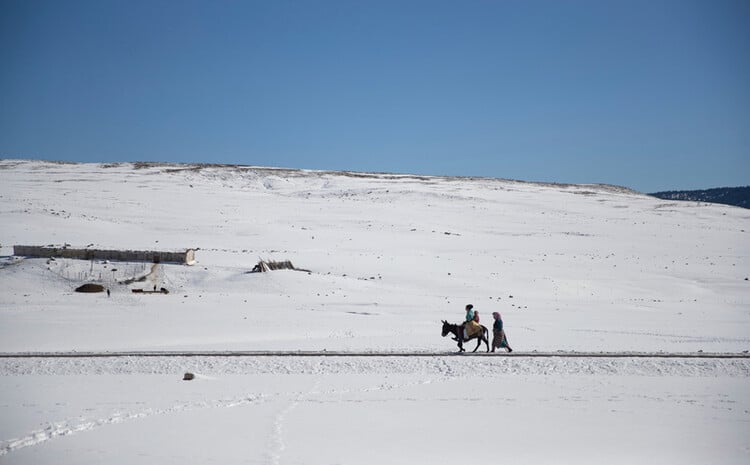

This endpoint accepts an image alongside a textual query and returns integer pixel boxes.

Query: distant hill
[650,186,750,209]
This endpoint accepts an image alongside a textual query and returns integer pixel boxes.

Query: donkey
[441,320,490,353]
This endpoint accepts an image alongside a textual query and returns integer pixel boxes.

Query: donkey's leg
[472,337,481,353]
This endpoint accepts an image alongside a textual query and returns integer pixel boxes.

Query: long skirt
[492,329,509,349]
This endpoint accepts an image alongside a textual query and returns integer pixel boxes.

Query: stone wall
[13,245,196,265]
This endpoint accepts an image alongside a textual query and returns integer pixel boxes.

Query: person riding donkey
[463,304,482,339]
[442,303,490,353]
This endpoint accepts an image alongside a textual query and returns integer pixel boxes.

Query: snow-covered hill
[1,159,747,353]
[1,159,748,464]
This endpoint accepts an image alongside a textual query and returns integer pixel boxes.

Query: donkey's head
[441,320,452,337]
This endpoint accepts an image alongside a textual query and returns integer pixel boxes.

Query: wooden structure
[251,260,299,272]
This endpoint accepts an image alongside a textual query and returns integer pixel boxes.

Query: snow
[0,159,748,463]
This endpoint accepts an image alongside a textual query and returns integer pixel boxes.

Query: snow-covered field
[1,159,748,463]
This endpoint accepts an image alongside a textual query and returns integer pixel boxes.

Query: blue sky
[1,0,748,192]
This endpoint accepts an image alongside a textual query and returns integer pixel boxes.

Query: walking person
[491,312,513,353]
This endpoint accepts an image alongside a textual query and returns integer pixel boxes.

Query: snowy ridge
[3,355,750,377]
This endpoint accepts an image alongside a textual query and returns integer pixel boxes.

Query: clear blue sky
[1,0,748,192]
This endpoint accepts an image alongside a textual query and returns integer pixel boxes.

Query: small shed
[251,260,298,272]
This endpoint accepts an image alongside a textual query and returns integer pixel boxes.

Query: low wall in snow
[13,245,196,265]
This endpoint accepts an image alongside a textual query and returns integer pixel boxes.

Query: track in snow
[1,350,748,359]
